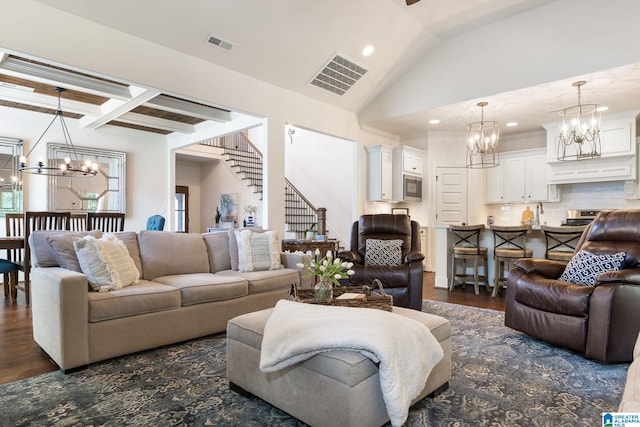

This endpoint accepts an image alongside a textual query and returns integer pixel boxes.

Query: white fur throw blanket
[259,300,444,427]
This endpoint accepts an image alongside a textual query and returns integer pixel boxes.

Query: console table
[282,239,339,257]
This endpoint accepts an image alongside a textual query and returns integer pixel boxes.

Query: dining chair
[87,212,125,232]
[146,215,165,231]
[5,213,24,301]
[70,213,87,232]
[24,211,71,304]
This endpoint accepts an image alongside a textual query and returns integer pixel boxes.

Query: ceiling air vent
[308,53,368,96]
[206,34,234,51]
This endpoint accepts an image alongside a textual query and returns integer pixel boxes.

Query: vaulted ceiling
[3,0,640,139]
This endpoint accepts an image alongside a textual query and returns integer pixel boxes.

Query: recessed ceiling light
[362,45,374,57]
[506,122,518,127]
[429,119,440,124]
[597,106,609,112]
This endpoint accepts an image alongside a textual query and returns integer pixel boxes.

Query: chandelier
[466,101,499,168]
[556,80,601,161]
[19,87,98,176]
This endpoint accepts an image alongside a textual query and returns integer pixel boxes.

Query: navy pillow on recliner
[559,250,625,286]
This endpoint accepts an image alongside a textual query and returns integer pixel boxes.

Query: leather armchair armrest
[596,268,640,285]
[514,258,566,279]
[338,250,363,264]
[404,251,425,263]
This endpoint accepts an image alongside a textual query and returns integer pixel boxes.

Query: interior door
[435,167,467,225]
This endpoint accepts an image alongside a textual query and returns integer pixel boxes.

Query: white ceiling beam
[79,88,162,130]
[0,87,101,116]
[147,95,231,123]
[0,56,132,99]
[117,112,196,133]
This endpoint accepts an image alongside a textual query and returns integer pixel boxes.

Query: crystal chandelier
[466,101,499,168]
[19,87,98,176]
[557,81,601,161]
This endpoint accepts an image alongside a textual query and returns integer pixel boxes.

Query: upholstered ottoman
[226,306,451,427]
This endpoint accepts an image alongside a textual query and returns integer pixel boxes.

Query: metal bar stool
[540,225,587,264]
[449,224,489,295]
[491,225,533,297]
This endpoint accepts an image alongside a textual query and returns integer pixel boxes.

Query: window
[175,185,189,232]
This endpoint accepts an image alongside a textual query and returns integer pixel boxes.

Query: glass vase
[314,279,333,301]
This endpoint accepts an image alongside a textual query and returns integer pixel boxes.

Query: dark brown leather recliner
[338,214,424,310]
[505,209,640,363]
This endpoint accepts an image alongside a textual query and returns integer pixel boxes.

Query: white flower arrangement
[297,249,355,287]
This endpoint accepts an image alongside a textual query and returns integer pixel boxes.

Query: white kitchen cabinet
[394,146,424,176]
[366,145,394,201]
[485,162,505,203]
[485,150,549,204]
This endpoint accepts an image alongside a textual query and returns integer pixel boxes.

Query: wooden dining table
[0,236,24,301]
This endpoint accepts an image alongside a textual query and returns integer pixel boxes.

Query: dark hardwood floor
[0,272,505,385]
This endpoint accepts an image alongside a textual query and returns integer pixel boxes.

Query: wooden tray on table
[290,279,393,312]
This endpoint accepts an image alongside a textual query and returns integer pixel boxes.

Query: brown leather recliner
[338,214,424,310]
[505,209,640,363]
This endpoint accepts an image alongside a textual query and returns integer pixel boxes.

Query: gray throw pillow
[364,239,403,266]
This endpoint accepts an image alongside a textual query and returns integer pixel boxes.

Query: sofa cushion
[559,250,625,286]
[41,230,103,270]
[138,231,210,280]
[87,280,181,322]
[235,229,282,272]
[151,272,248,306]
[74,234,140,291]
[217,268,298,295]
[203,231,232,273]
[364,238,403,266]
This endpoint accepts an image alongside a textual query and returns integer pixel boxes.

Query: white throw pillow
[234,229,282,272]
[74,233,140,291]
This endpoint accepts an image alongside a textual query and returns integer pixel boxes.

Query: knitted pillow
[74,234,140,291]
[364,239,403,266]
[559,250,625,286]
[235,229,282,272]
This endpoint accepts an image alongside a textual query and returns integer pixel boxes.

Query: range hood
[543,110,639,185]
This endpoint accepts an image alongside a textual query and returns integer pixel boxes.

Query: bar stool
[491,225,533,297]
[449,224,489,295]
[541,225,587,264]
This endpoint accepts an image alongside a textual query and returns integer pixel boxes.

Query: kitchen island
[434,224,549,292]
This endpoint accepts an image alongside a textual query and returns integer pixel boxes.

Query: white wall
[0,105,169,231]
[284,127,356,243]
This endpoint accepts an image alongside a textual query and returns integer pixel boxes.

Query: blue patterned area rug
[0,301,628,426]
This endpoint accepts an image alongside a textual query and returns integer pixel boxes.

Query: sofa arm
[404,251,425,263]
[337,250,363,264]
[31,267,90,371]
[596,269,640,285]
[280,252,314,290]
[513,258,566,279]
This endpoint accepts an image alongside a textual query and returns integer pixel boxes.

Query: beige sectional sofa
[30,229,310,372]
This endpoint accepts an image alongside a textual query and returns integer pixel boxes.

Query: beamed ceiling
[0,54,231,136]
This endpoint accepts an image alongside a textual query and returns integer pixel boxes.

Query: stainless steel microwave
[403,174,422,202]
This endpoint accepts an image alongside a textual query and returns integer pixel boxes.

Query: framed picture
[392,208,409,216]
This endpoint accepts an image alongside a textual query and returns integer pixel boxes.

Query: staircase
[198,132,318,238]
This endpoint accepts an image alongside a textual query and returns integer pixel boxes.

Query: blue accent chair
[146,215,165,231]
[0,259,19,301]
